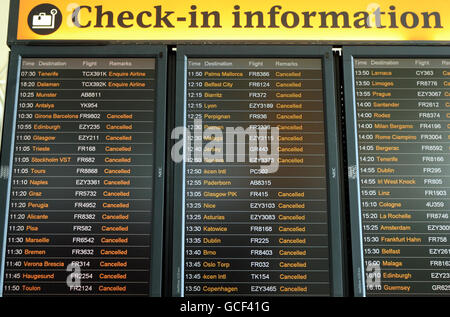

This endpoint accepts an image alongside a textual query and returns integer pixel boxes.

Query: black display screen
[352,57,450,296]
[182,57,332,296]
[2,57,156,296]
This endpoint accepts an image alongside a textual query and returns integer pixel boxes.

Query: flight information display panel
[347,50,450,296]
[2,56,159,296]
[175,47,344,297]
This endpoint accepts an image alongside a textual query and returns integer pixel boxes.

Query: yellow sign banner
[16,0,450,41]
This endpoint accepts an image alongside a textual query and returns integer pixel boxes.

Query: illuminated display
[2,57,160,296]
[173,46,344,297]
[13,0,450,42]
[346,48,450,296]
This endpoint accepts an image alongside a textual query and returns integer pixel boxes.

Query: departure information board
[346,48,450,296]
[1,55,162,296]
[174,46,344,297]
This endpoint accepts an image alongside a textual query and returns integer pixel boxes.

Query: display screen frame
[172,45,345,297]
[0,45,167,297]
[343,45,450,297]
